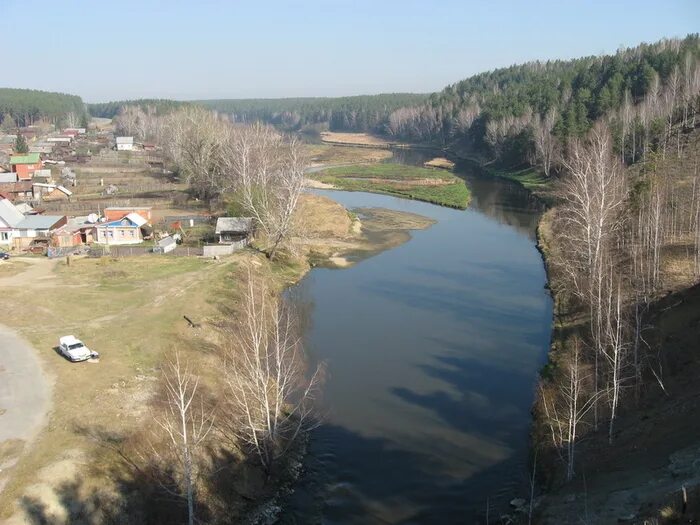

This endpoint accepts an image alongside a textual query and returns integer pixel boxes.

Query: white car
[58,335,98,362]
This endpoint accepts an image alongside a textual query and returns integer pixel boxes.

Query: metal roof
[116,136,134,144]
[16,214,64,230]
[215,217,253,234]
[10,153,40,164]
[158,236,177,247]
[0,198,24,227]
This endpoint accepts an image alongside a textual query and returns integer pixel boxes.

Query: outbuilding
[215,217,253,248]
[116,137,134,151]
[153,235,177,254]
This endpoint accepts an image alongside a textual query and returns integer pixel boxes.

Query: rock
[617,512,637,522]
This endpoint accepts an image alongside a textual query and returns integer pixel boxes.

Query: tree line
[0,88,87,128]
[89,94,429,133]
[88,98,190,119]
[385,34,700,173]
[534,117,700,484]
[196,93,429,132]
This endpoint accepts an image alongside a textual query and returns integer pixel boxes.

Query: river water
[282,152,552,524]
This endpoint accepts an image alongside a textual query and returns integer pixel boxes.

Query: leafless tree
[221,271,323,474]
[532,107,558,176]
[555,124,628,429]
[539,339,600,481]
[224,123,307,259]
[151,353,214,525]
[601,276,629,444]
[163,107,230,200]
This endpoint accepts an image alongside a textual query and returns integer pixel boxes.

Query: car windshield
[68,343,84,350]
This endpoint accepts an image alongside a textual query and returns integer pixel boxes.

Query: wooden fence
[89,245,204,258]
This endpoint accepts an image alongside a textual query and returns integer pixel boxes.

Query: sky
[1,0,698,102]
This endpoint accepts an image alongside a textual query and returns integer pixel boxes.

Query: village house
[51,216,97,248]
[0,172,18,183]
[0,181,33,202]
[116,137,134,151]
[215,217,254,247]
[29,142,55,154]
[95,213,148,245]
[104,206,152,222]
[10,153,43,180]
[0,197,24,245]
[46,137,71,145]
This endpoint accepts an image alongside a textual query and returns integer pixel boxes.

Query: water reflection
[282,159,552,524]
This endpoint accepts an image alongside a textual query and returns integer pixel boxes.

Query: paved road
[0,324,50,445]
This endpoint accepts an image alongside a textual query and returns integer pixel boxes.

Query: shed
[153,235,177,254]
[116,137,134,151]
[215,217,253,247]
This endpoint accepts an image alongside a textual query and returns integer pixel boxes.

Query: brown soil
[538,283,700,524]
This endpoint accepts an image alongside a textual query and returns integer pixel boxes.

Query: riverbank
[310,163,471,209]
[528,129,700,523]
[0,189,436,524]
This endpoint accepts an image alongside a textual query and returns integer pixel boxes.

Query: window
[1,232,8,241]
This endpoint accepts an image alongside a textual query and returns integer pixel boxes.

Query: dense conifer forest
[0,88,86,127]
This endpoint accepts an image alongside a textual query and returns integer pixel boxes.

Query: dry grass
[319,131,393,146]
[0,191,435,522]
[304,143,392,166]
[0,255,235,519]
[0,260,30,277]
[424,157,455,170]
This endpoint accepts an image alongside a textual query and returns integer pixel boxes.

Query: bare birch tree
[555,124,627,428]
[532,107,558,177]
[151,353,214,525]
[224,123,307,259]
[221,270,323,474]
[539,338,600,481]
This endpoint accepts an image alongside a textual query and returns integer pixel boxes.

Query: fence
[88,245,204,258]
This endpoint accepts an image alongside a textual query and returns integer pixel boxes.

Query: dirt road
[0,259,53,491]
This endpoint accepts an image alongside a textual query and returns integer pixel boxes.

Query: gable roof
[124,212,147,227]
[0,198,24,227]
[16,214,64,230]
[215,217,253,234]
[10,153,41,165]
[99,213,146,228]
[116,137,133,144]
[0,181,33,193]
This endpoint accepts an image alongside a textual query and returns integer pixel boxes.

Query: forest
[0,88,87,128]
[384,34,700,172]
[195,93,429,132]
[87,98,190,118]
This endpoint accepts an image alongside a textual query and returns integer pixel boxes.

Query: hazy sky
[2,0,698,102]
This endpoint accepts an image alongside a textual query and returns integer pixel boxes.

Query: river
[282,152,552,524]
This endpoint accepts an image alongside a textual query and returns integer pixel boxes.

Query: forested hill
[195,93,429,132]
[87,99,190,118]
[385,34,700,172]
[0,88,87,127]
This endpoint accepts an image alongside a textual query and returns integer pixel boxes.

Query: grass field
[487,166,549,191]
[0,254,239,519]
[313,163,471,209]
